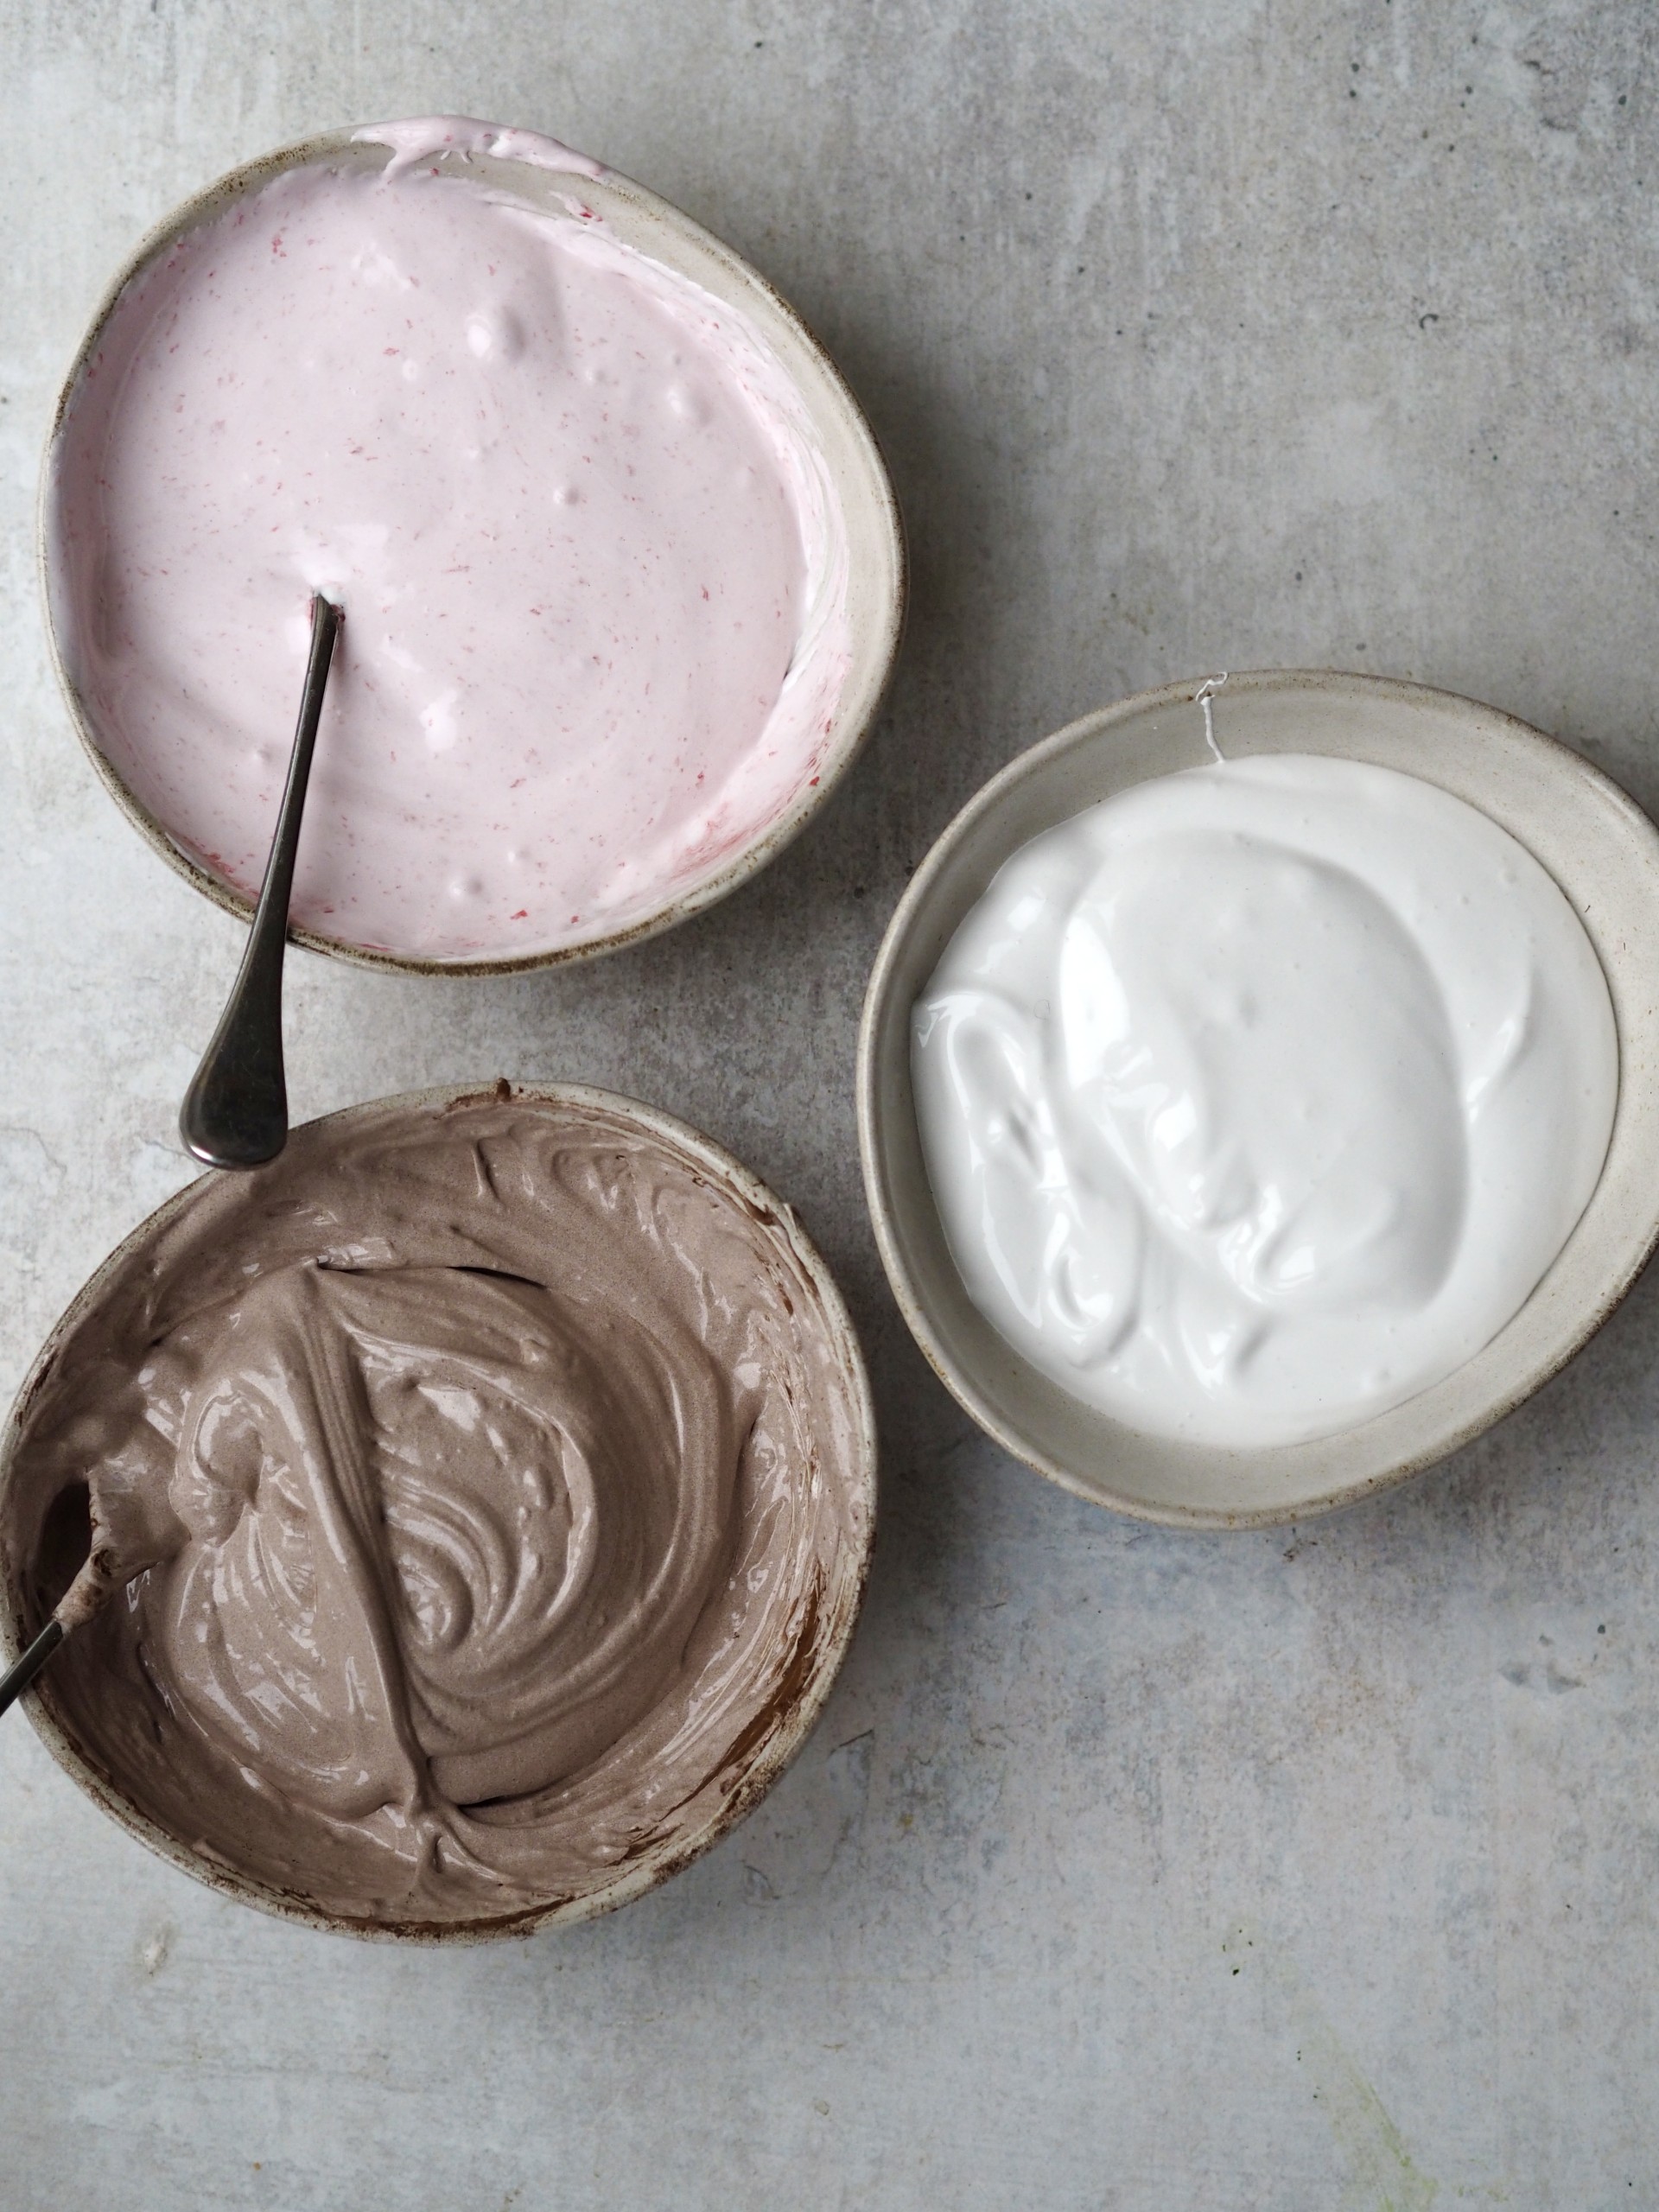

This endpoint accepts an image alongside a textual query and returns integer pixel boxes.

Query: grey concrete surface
[2,2,1656,2204]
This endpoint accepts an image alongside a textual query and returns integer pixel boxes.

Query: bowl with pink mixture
[41,118,904,973]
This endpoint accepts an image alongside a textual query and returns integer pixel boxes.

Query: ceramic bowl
[39,124,905,976]
[0,1081,876,1940]
[859,669,1659,1529]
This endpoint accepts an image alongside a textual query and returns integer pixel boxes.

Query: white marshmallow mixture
[912,753,1617,1447]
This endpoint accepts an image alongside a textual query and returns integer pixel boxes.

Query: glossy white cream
[911,753,1618,1447]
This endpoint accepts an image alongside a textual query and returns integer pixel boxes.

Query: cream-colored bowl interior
[40,127,905,976]
[859,670,1659,1528]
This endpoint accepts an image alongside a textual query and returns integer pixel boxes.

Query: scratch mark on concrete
[135,1919,174,1978]
[1223,1920,1439,2210]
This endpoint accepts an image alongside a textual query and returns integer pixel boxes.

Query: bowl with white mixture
[41,118,904,973]
[859,669,1659,1527]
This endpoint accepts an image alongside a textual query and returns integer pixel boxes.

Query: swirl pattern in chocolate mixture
[1,1094,870,1927]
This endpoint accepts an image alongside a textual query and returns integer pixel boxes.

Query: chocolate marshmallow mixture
[1,1095,868,1927]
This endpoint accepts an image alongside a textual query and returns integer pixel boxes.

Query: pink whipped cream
[47,118,850,962]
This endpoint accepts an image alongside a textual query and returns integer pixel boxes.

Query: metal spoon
[179,594,341,1169]
[3,603,344,1717]
[0,1545,124,1719]
[0,1620,66,1717]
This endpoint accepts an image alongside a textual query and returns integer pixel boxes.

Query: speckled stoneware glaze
[39,127,906,976]
[0,1082,877,1941]
[859,669,1659,1529]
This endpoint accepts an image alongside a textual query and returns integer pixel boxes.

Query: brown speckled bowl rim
[38,124,907,976]
[0,1081,878,1942]
[859,668,1659,1530]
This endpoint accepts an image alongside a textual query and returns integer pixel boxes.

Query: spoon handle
[179,595,341,1169]
[0,1618,66,1719]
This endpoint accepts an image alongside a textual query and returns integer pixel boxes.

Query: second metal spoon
[179,594,341,1170]
[0,1535,132,1719]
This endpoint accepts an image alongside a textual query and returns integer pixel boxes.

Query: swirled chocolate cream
[2,1094,870,1929]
